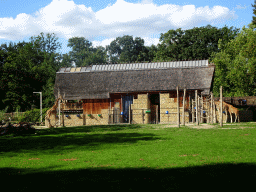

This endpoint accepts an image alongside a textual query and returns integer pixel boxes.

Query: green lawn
[1,122,256,191]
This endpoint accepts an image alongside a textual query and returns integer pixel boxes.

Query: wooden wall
[82,94,123,114]
[82,99,110,114]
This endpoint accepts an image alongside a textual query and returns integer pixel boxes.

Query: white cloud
[0,0,237,48]
[235,4,247,10]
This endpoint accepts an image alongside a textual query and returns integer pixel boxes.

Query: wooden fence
[214,96,256,107]
[2,112,26,120]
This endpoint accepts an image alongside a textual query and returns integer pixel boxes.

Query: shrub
[18,107,51,123]
[0,106,9,123]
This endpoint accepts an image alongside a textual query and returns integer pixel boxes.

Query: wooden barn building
[45,60,216,127]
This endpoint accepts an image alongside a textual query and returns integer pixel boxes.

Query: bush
[0,106,9,123]
[18,107,51,123]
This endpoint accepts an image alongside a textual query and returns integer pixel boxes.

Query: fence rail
[3,112,26,117]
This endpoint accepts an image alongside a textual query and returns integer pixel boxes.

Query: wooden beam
[182,89,186,126]
[220,86,223,127]
[62,102,64,127]
[142,109,144,124]
[196,90,198,125]
[211,92,213,124]
[177,86,180,128]
[156,105,158,124]
[58,88,60,127]
[200,95,203,123]
[129,105,131,124]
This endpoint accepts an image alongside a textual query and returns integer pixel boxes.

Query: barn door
[113,102,120,124]
[122,95,133,123]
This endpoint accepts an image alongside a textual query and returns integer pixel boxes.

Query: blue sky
[0,0,254,55]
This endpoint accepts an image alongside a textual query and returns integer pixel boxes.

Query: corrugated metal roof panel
[58,60,210,72]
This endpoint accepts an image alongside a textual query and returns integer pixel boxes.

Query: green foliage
[0,32,64,112]
[17,107,51,123]
[106,35,151,63]
[67,37,107,67]
[252,0,256,26]
[155,25,240,62]
[0,106,9,123]
[211,23,256,97]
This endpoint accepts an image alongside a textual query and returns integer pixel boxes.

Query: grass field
[1,122,256,191]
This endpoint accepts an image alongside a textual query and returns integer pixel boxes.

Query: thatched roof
[54,60,215,100]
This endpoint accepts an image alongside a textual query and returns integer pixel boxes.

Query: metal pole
[211,92,213,124]
[220,86,223,127]
[177,86,180,128]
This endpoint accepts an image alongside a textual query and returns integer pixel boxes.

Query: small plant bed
[1,123,256,190]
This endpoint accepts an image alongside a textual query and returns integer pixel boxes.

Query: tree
[106,35,148,63]
[29,32,62,57]
[252,0,256,26]
[0,41,46,112]
[0,32,64,112]
[81,46,108,66]
[146,44,158,62]
[155,25,240,62]
[210,23,256,97]
[67,37,107,67]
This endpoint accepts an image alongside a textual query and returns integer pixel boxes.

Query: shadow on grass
[1,162,255,191]
[0,124,161,156]
[40,124,143,134]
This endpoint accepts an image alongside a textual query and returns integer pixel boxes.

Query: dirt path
[164,123,256,129]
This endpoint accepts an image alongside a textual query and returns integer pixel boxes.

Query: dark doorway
[122,95,133,123]
[149,94,160,123]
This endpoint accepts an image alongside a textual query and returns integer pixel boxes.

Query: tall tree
[210,23,256,97]
[0,32,64,112]
[155,25,240,62]
[29,32,62,57]
[252,0,256,26]
[67,37,107,67]
[106,35,148,63]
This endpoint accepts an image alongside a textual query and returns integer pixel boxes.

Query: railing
[2,112,26,120]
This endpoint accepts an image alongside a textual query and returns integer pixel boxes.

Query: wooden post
[207,98,210,123]
[177,87,180,128]
[220,86,223,127]
[195,90,198,125]
[192,99,195,123]
[182,89,186,126]
[156,105,158,124]
[62,102,64,127]
[129,105,131,124]
[211,92,213,124]
[142,109,144,124]
[58,89,60,127]
[200,95,203,123]
[198,94,200,124]
[213,102,217,123]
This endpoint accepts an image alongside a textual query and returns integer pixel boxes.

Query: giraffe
[214,100,239,123]
[223,101,240,123]
[214,100,229,123]
[45,95,64,128]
